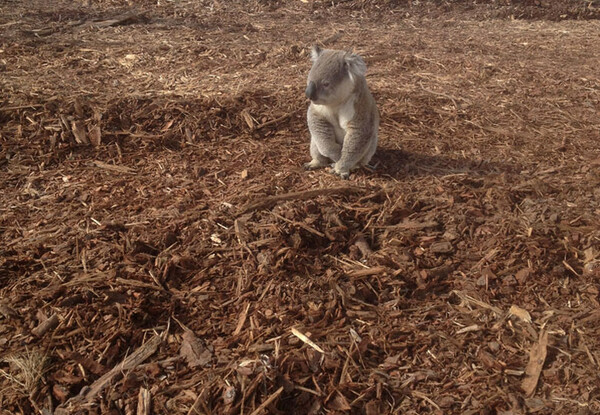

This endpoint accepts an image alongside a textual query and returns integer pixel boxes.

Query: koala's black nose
[305,81,317,101]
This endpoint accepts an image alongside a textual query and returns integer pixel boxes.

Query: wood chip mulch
[1,1,599,414]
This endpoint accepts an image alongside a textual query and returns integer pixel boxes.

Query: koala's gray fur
[304,45,379,179]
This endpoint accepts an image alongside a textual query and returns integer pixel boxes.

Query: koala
[304,45,379,179]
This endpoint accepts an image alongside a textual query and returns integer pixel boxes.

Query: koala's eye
[321,80,330,88]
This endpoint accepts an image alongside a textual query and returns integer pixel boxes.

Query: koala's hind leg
[304,139,333,170]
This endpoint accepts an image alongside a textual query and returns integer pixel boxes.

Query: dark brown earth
[1,0,600,414]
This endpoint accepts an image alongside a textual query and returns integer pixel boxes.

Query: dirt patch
[1,0,600,414]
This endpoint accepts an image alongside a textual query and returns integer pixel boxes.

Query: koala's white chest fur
[311,97,355,143]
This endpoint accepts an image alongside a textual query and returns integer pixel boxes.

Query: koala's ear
[344,52,367,78]
[310,45,322,62]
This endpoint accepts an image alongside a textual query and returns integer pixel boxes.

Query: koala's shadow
[372,147,519,179]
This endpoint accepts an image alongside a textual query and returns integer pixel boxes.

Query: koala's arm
[334,118,376,177]
[307,107,341,163]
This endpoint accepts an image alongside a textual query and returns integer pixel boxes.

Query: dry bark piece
[346,266,387,278]
[89,12,149,28]
[56,335,162,413]
[32,313,59,337]
[88,125,102,147]
[136,387,151,415]
[0,302,19,320]
[180,330,212,368]
[326,392,351,411]
[365,400,380,415]
[515,268,531,284]
[430,240,453,254]
[509,305,532,323]
[583,261,600,276]
[354,234,373,258]
[452,290,503,317]
[71,121,89,144]
[222,385,236,405]
[521,330,549,396]
[52,384,70,403]
[384,220,438,230]
[477,349,503,370]
[232,303,250,336]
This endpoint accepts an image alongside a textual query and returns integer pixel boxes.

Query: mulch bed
[1,0,599,414]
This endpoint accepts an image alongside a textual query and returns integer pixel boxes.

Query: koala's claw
[331,167,350,179]
[304,160,327,170]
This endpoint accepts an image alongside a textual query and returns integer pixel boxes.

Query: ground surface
[1,0,600,414]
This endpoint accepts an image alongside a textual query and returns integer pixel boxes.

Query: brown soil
[1,0,600,414]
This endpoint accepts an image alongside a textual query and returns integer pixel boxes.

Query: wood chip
[71,121,89,144]
[521,330,549,396]
[346,266,387,278]
[31,313,59,337]
[0,303,19,320]
[88,125,102,147]
[509,305,532,323]
[430,240,453,254]
[136,387,151,415]
[180,330,212,368]
[232,303,250,336]
[354,234,373,258]
[291,327,325,354]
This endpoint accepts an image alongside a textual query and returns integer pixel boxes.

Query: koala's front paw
[338,171,350,180]
[332,162,351,180]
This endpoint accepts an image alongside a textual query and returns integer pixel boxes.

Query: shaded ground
[1,0,600,414]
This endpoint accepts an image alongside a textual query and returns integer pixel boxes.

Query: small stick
[56,334,162,413]
[232,303,250,336]
[452,290,503,317]
[271,212,325,238]
[187,384,212,415]
[379,220,438,230]
[32,313,59,337]
[248,386,284,415]
[253,112,294,131]
[0,104,44,111]
[92,160,136,174]
[85,335,161,399]
[412,390,441,411]
[346,266,386,278]
[239,186,362,215]
[291,327,325,354]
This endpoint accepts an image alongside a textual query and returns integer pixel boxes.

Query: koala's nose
[305,81,317,101]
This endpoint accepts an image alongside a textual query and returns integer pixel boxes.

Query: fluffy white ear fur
[310,45,322,62]
[344,52,367,78]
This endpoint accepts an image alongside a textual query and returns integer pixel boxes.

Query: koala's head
[305,45,367,106]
